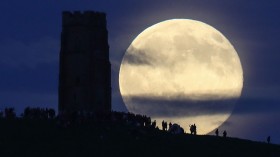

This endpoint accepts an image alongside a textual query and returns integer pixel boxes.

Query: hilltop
[0,116,279,157]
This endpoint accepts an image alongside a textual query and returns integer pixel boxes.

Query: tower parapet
[62,11,107,28]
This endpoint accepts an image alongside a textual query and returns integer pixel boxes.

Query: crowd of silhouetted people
[0,107,272,144]
[23,107,56,119]
[0,107,55,120]
[0,108,16,119]
[0,107,184,133]
[0,107,228,137]
[0,107,158,129]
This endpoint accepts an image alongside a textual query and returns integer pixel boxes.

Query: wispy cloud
[121,46,153,66]
[123,95,237,118]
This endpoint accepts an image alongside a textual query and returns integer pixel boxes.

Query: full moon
[119,19,243,134]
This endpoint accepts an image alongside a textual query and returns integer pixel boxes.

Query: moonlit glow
[119,19,243,134]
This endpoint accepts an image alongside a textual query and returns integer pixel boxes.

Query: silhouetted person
[267,136,271,144]
[193,123,197,135]
[164,121,167,131]
[48,109,56,119]
[189,124,193,134]
[152,120,156,128]
[146,117,151,126]
[215,129,219,136]
[4,108,16,119]
[189,123,196,135]
[162,120,165,131]
[169,122,172,130]
[223,130,227,137]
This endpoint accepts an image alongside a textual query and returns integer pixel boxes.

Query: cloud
[122,95,237,118]
[121,46,153,66]
[0,37,59,68]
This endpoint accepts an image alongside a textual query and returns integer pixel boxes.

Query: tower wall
[59,11,111,115]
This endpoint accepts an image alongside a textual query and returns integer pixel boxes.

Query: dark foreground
[0,119,279,157]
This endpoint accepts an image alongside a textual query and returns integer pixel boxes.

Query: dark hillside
[0,118,279,157]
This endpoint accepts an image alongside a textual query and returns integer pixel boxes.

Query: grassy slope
[0,119,279,157]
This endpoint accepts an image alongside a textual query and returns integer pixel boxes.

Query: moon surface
[119,19,243,134]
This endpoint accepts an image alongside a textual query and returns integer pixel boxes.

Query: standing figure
[215,129,219,136]
[267,136,271,144]
[152,120,156,128]
[189,124,194,134]
[193,123,197,135]
[162,120,165,131]
[189,123,197,135]
[169,122,172,130]
[164,121,168,131]
[223,130,227,137]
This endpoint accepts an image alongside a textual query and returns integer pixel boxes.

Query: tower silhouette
[59,11,111,115]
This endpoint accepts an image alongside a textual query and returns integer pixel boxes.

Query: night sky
[0,0,280,144]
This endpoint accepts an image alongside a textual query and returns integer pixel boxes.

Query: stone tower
[59,11,111,115]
